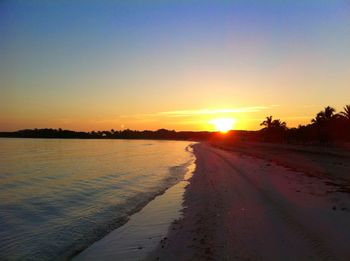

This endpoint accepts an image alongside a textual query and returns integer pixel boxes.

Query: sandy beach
[147,143,350,260]
[73,142,350,260]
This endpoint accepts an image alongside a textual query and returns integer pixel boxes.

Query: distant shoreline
[0,128,215,141]
[2,118,350,144]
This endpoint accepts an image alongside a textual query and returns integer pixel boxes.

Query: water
[0,138,194,260]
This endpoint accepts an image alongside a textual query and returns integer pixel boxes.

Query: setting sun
[210,118,236,133]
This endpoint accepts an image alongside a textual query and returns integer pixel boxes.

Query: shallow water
[0,138,193,260]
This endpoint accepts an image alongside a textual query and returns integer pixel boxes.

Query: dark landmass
[1,105,349,144]
[0,128,216,141]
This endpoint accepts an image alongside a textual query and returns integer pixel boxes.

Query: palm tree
[272,119,287,129]
[324,106,336,120]
[260,116,273,129]
[261,116,286,130]
[340,105,350,120]
[312,106,336,124]
[312,111,326,124]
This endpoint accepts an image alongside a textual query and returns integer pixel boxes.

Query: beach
[146,142,350,260]
[74,142,350,260]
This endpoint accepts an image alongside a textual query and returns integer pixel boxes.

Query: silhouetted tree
[272,119,287,129]
[311,106,336,124]
[260,116,286,130]
[340,105,350,120]
[260,116,273,129]
[260,116,287,142]
[310,106,340,143]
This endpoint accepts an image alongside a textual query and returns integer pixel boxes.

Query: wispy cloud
[116,106,276,124]
[157,106,270,117]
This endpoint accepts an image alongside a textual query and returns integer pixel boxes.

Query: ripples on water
[0,138,194,260]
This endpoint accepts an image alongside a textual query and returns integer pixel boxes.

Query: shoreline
[73,152,195,260]
[73,142,350,260]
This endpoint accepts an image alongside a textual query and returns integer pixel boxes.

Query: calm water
[0,138,194,260]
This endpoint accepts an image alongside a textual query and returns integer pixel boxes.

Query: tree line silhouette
[0,128,212,141]
[1,105,349,144]
[258,105,350,143]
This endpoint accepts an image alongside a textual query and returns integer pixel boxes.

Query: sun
[210,118,235,133]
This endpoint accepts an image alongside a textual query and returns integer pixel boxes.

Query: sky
[1,0,350,131]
